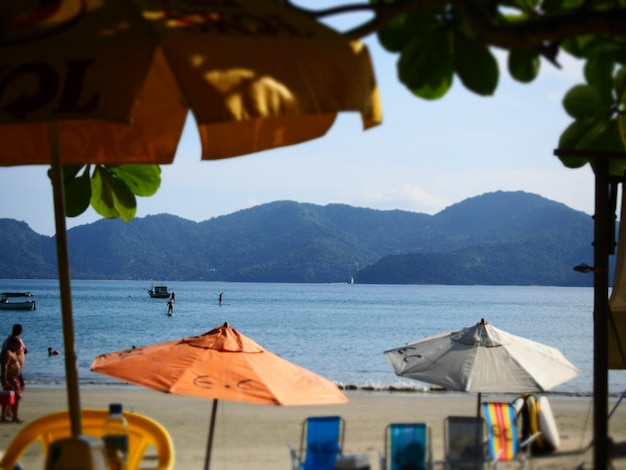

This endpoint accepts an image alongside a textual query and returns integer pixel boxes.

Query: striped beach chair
[481,402,540,469]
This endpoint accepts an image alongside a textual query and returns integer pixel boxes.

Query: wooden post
[593,156,610,469]
[553,149,626,469]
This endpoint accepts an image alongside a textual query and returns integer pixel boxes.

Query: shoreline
[1,388,625,469]
[22,381,615,398]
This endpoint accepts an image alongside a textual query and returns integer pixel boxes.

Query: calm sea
[0,280,623,397]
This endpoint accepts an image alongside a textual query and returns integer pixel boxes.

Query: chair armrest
[520,432,542,449]
[489,448,504,469]
[287,442,300,470]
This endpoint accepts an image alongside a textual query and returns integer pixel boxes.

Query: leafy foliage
[358,0,626,170]
[48,164,161,221]
[558,54,626,174]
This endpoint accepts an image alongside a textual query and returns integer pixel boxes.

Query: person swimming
[48,347,61,356]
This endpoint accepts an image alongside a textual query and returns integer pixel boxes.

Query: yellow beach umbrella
[0,0,381,436]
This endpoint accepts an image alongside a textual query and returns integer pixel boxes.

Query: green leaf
[508,48,540,83]
[594,118,626,152]
[614,66,626,101]
[557,121,592,168]
[108,164,161,197]
[453,31,499,95]
[562,85,608,119]
[90,166,137,222]
[563,36,626,61]
[542,0,585,14]
[558,117,610,148]
[376,9,440,53]
[46,165,92,217]
[506,0,540,11]
[64,167,92,217]
[398,28,454,100]
[584,54,615,103]
[558,117,625,171]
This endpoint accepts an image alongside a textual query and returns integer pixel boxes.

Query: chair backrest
[299,416,344,470]
[384,422,430,470]
[0,409,174,470]
[482,402,520,462]
[444,416,488,470]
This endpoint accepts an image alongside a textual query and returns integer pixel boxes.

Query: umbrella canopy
[0,0,381,164]
[384,319,581,394]
[91,323,348,469]
[0,0,381,436]
[91,322,348,405]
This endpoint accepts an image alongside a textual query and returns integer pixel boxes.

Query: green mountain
[357,191,597,285]
[0,191,602,286]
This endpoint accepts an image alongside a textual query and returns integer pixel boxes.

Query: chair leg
[287,443,300,470]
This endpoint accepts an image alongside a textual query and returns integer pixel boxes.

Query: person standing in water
[218,292,223,306]
[167,297,174,315]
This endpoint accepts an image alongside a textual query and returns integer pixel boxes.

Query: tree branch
[456,2,626,49]
[287,0,626,48]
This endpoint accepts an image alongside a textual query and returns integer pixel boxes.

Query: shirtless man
[2,337,24,423]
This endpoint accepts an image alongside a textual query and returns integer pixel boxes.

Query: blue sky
[0,1,593,237]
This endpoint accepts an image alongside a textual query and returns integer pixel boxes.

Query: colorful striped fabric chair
[482,402,541,469]
[380,422,432,470]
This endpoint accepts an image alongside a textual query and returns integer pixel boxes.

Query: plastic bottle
[102,403,129,470]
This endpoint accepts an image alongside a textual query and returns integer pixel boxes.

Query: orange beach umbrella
[91,323,348,469]
[0,0,381,436]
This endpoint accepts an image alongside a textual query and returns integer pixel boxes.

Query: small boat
[0,292,36,310]
[148,285,170,298]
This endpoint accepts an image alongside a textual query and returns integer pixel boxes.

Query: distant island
[0,190,607,286]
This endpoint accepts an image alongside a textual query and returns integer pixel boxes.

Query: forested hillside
[0,191,602,286]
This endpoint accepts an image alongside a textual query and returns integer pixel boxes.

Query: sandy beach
[1,388,625,469]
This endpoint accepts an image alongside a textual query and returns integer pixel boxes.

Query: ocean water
[0,279,623,397]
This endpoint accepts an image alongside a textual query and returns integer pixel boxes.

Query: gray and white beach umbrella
[384,319,581,395]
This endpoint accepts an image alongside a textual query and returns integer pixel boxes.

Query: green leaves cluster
[376,5,498,99]
[369,0,626,173]
[373,1,542,100]
[558,40,626,174]
[48,164,161,221]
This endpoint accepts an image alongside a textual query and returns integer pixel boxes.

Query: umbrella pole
[204,399,219,470]
[50,122,82,437]
[476,392,482,417]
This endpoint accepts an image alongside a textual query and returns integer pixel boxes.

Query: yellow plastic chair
[0,409,174,470]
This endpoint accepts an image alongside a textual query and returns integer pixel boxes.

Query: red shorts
[5,375,21,400]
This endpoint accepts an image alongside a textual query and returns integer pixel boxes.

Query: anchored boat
[148,285,170,299]
[0,292,36,310]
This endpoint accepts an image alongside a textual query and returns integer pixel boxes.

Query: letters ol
[0,59,99,120]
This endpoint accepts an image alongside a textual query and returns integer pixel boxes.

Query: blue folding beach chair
[380,422,432,470]
[288,416,345,470]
